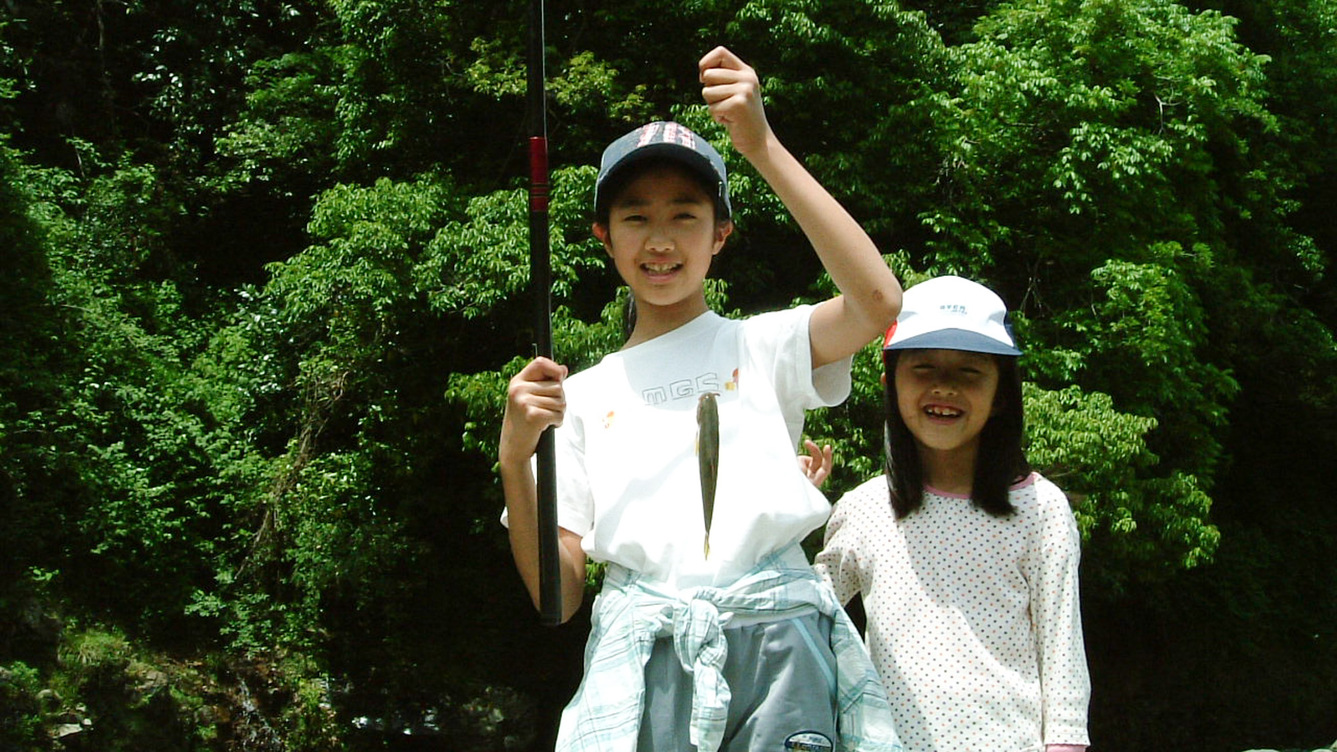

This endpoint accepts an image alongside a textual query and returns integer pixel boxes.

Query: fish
[697,392,720,558]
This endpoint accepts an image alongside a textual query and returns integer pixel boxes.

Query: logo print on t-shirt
[640,371,725,406]
[783,731,834,751]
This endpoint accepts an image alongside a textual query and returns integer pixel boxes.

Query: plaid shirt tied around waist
[556,548,904,752]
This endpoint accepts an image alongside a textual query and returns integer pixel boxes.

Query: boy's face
[593,163,732,313]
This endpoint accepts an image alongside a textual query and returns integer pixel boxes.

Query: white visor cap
[882,275,1021,356]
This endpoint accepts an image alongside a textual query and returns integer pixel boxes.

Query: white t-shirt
[545,306,850,590]
[814,473,1091,752]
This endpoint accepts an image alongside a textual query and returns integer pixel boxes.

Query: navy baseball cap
[594,121,731,219]
[882,276,1021,356]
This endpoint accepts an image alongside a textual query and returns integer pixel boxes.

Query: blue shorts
[637,610,839,752]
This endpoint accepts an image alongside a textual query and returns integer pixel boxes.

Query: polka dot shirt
[814,473,1091,752]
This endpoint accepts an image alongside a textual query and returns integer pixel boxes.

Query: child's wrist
[497,440,536,473]
[739,131,782,166]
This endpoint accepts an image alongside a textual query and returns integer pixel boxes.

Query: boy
[500,46,903,752]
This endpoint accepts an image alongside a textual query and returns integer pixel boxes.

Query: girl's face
[593,163,731,321]
[894,348,1000,461]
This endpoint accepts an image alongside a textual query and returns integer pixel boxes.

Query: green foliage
[930,0,1276,248]
[0,143,62,607]
[22,156,242,632]
[0,622,340,751]
[1042,246,1240,475]
[214,51,342,191]
[0,661,44,750]
[1024,383,1218,585]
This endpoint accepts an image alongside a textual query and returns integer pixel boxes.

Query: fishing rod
[527,0,562,627]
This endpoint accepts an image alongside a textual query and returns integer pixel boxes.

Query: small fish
[697,392,720,558]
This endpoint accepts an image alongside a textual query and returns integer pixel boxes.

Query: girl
[501,47,903,751]
[814,275,1091,752]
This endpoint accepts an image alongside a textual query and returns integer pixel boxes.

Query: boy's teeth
[926,406,961,417]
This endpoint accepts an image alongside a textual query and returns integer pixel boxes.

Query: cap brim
[883,329,1020,356]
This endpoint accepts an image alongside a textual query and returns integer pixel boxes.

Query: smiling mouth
[642,262,682,275]
[925,405,963,418]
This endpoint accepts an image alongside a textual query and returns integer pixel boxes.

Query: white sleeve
[551,404,594,536]
[813,483,873,607]
[744,305,853,445]
[497,399,594,536]
[1027,482,1092,746]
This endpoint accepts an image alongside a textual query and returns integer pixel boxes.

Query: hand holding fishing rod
[498,356,576,623]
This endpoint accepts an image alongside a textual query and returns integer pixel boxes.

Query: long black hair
[882,349,1030,518]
